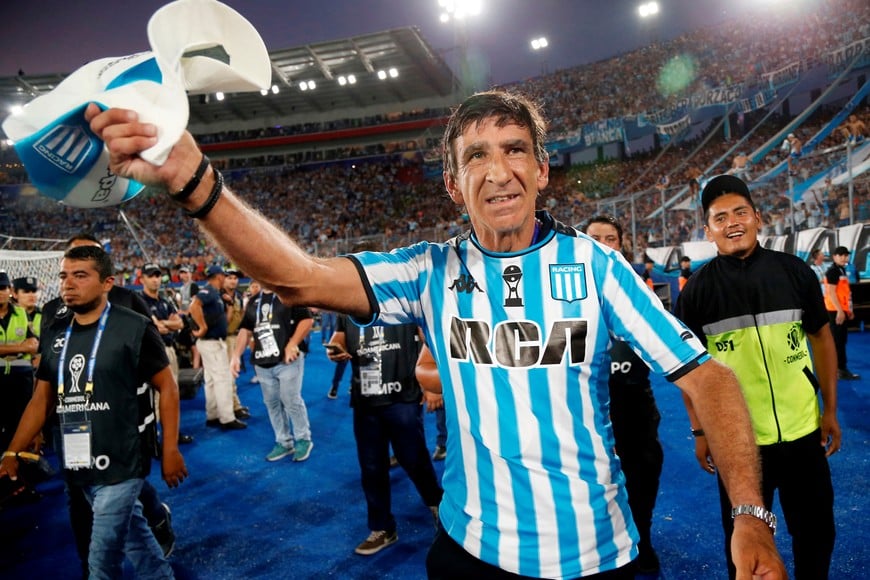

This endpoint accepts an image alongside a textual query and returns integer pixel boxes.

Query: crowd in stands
[0,0,868,277]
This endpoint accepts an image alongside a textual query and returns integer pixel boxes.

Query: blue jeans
[353,401,443,532]
[80,478,173,579]
[255,355,310,446]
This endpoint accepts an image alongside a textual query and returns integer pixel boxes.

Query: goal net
[0,249,64,307]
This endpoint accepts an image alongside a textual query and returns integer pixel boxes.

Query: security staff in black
[582,215,663,574]
[0,271,39,453]
[0,245,187,579]
[39,235,180,573]
[675,175,840,580]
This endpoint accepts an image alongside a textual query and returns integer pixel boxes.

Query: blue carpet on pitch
[1,330,868,579]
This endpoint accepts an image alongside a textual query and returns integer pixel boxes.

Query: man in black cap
[190,265,245,430]
[139,263,194,446]
[675,174,840,579]
[222,268,250,420]
[823,246,860,380]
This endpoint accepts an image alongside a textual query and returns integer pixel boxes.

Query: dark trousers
[331,359,348,389]
[827,312,849,370]
[353,401,442,533]
[426,522,637,580]
[717,429,835,580]
[0,370,34,451]
[67,478,166,576]
[609,381,663,552]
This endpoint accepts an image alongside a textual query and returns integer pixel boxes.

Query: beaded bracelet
[169,154,210,202]
[185,169,224,220]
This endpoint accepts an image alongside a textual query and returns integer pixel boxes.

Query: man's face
[59,258,113,313]
[585,222,621,251]
[143,272,162,293]
[14,288,38,309]
[704,193,761,258]
[0,284,10,306]
[833,253,850,267]
[224,274,239,291]
[180,270,191,282]
[248,281,261,296]
[444,118,548,251]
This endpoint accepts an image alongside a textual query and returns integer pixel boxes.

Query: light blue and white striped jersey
[352,212,708,578]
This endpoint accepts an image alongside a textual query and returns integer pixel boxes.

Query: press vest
[675,247,828,445]
[823,264,852,313]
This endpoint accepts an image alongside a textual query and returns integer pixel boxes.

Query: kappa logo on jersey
[503,265,523,307]
[33,124,95,174]
[91,169,117,204]
[56,305,70,319]
[549,264,587,302]
[448,273,482,294]
[68,353,86,393]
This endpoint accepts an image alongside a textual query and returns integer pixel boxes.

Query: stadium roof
[0,26,457,137]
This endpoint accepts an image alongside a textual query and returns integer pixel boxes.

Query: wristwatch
[731,504,777,534]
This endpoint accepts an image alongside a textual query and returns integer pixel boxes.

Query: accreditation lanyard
[57,302,111,403]
[56,303,111,469]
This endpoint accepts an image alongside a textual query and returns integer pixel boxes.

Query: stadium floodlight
[9,105,23,115]
[347,74,357,84]
[299,81,308,91]
[638,1,659,18]
[215,92,225,101]
[531,37,548,51]
[377,70,388,80]
[260,88,269,96]
[271,84,279,94]
[338,76,347,86]
[388,67,399,78]
[439,0,482,23]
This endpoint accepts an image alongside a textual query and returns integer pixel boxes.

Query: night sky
[0,0,812,86]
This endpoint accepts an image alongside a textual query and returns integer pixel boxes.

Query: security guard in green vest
[12,277,41,368]
[0,271,39,451]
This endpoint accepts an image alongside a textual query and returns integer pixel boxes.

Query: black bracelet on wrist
[169,154,210,202]
[691,428,705,437]
[185,169,223,220]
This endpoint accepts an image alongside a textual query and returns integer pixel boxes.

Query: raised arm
[675,359,786,579]
[85,105,370,316]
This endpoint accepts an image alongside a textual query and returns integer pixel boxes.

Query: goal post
[0,249,64,306]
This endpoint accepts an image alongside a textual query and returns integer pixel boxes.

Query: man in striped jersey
[88,91,785,579]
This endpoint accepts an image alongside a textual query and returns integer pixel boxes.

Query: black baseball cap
[12,276,38,291]
[0,272,10,287]
[833,246,850,256]
[700,174,754,214]
[142,263,162,276]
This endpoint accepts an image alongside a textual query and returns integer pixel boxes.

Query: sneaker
[327,386,338,399]
[354,529,398,555]
[265,444,294,462]
[838,369,860,380]
[220,419,247,430]
[234,407,251,420]
[432,445,447,461]
[152,503,176,558]
[293,440,313,462]
[205,418,221,428]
